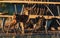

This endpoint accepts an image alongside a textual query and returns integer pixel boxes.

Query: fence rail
[0,1,59,4]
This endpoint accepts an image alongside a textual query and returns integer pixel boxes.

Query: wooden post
[20,22,24,34]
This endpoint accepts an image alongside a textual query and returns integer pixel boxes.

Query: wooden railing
[0,15,13,19]
[29,15,60,19]
[0,1,59,4]
[0,15,60,19]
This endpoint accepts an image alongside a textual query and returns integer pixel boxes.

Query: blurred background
[0,0,60,38]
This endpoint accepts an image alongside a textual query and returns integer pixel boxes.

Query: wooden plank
[0,15,13,19]
[29,15,60,19]
[0,1,59,4]
[0,15,60,19]
[0,15,13,18]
